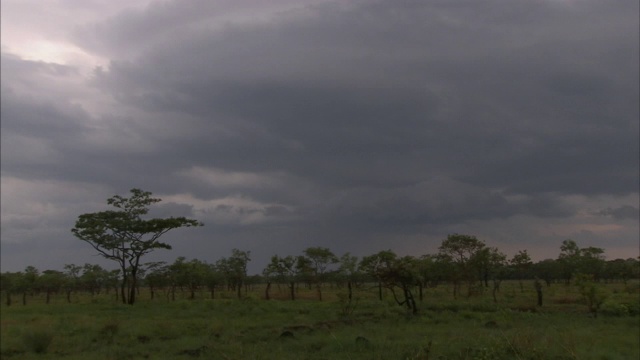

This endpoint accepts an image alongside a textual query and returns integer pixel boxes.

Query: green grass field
[1,281,638,359]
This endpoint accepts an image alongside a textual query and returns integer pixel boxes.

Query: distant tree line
[58,188,640,309]
[4,189,637,311]
[2,236,638,311]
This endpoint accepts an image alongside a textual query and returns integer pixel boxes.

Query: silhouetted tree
[300,247,338,301]
[510,250,532,292]
[71,188,202,304]
[438,234,486,297]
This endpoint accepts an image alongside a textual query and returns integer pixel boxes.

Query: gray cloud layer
[2,0,638,272]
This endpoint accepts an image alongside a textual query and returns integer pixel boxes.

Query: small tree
[217,249,251,299]
[532,259,560,286]
[38,270,65,304]
[383,256,420,314]
[264,255,298,300]
[63,264,82,303]
[169,257,209,300]
[141,262,168,300]
[71,188,202,305]
[204,264,223,300]
[22,266,39,305]
[510,250,533,292]
[415,255,436,301]
[0,272,23,306]
[575,274,609,317]
[431,254,457,291]
[80,264,108,296]
[603,258,636,284]
[472,247,507,290]
[361,251,419,314]
[0,273,11,306]
[438,234,486,297]
[557,240,606,284]
[301,247,338,301]
[337,252,360,301]
[558,239,581,284]
[360,250,397,301]
[578,247,606,280]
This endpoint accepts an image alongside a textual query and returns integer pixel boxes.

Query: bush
[575,275,609,316]
[622,301,639,316]
[600,301,630,317]
[22,329,54,354]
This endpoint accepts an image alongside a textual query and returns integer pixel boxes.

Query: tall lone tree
[71,188,202,305]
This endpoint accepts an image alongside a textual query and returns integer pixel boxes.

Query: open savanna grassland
[1,281,638,360]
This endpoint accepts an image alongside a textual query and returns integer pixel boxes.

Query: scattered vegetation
[1,191,638,360]
[1,278,638,359]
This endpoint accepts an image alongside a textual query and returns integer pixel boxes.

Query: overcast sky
[1,0,638,274]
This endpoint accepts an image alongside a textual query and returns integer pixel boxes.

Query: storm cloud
[1,0,638,272]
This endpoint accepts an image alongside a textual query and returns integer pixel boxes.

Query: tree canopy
[71,188,202,304]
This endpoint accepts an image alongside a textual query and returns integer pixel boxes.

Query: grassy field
[1,281,638,359]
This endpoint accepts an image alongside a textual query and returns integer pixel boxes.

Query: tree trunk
[264,282,271,300]
[6,291,11,306]
[22,292,27,305]
[120,280,127,304]
[128,275,137,305]
[405,287,417,314]
[492,279,501,303]
[66,290,72,303]
[537,289,543,306]
[347,281,353,301]
[289,282,295,301]
[535,279,543,306]
[453,281,458,299]
[120,264,128,304]
[46,290,51,304]
[378,282,383,301]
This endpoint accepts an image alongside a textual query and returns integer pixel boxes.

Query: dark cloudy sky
[1,0,638,274]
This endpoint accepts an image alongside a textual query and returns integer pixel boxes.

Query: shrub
[22,329,54,354]
[575,274,609,316]
[600,301,630,317]
[624,301,640,315]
